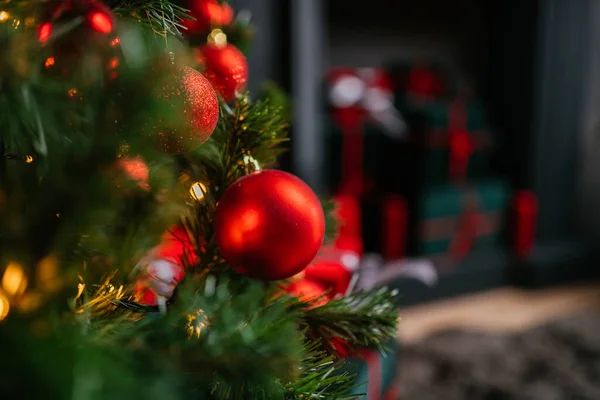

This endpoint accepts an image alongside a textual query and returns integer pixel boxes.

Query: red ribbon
[382,194,408,261]
[383,383,402,400]
[360,348,382,400]
[448,195,478,262]
[328,68,394,197]
[447,100,473,182]
[334,194,362,240]
[513,190,538,258]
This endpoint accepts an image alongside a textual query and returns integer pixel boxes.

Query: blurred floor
[397,283,600,344]
[395,283,600,400]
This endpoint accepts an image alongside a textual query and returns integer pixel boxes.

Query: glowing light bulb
[38,22,52,42]
[44,57,55,68]
[88,11,113,34]
[190,182,207,201]
[208,29,227,47]
[0,291,9,321]
[2,262,27,297]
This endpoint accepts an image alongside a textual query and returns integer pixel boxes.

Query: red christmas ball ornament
[182,0,234,37]
[148,66,219,154]
[214,170,325,281]
[199,43,248,101]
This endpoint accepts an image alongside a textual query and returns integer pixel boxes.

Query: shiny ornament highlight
[148,66,219,154]
[199,43,248,101]
[214,170,325,280]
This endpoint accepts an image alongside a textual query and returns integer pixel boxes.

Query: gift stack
[324,62,539,305]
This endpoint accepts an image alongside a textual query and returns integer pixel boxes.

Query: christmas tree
[0,1,399,399]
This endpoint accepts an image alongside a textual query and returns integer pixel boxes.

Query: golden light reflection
[25,155,34,163]
[2,262,27,297]
[0,291,9,321]
[189,181,207,201]
[0,11,9,22]
[186,309,209,339]
[37,255,60,293]
[208,29,227,48]
[17,292,42,313]
[243,154,261,171]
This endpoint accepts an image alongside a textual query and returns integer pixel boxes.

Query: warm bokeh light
[25,155,34,163]
[2,262,27,297]
[110,37,120,47]
[0,11,9,22]
[109,57,119,69]
[243,155,261,171]
[88,11,113,34]
[189,182,207,201]
[38,22,52,42]
[44,57,55,68]
[186,309,209,339]
[0,291,9,321]
[68,88,78,97]
[208,29,228,47]
[37,255,60,293]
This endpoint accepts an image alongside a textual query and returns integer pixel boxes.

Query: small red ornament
[115,156,149,191]
[182,0,234,37]
[199,43,248,101]
[214,170,325,281]
[148,66,219,154]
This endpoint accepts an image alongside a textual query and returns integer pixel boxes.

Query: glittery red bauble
[199,44,248,101]
[149,66,219,154]
[182,0,233,36]
[214,170,325,281]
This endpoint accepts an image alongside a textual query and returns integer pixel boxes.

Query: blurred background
[237,0,600,398]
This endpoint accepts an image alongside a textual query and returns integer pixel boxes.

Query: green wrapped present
[345,340,399,399]
[411,180,510,271]
[405,98,493,185]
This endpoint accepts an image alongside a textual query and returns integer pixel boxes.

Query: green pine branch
[298,288,400,355]
[109,0,192,37]
[284,340,360,400]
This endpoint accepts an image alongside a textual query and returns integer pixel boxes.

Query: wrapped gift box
[344,340,399,399]
[409,179,510,272]
[395,99,494,187]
